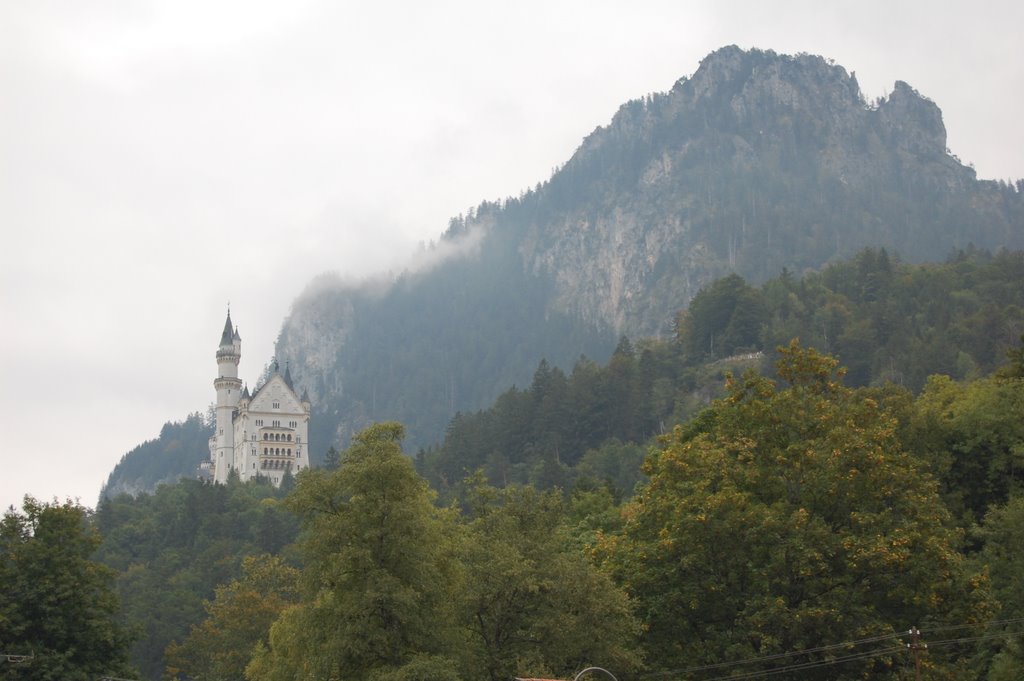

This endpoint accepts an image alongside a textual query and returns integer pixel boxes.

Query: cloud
[2,0,1022,510]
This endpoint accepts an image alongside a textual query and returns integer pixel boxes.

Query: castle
[206,310,311,486]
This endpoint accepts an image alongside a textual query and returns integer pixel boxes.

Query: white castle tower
[208,310,312,486]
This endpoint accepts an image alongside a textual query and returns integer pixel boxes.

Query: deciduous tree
[602,342,992,679]
[165,554,299,681]
[0,498,134,681]
[458,482,639,681]
[247,423,461,681]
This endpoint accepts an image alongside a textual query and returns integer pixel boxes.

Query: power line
[639,617,1024,681]
[928,629,1024,649]
[640,630,901,678]
[920,616,1024,636]
[696,646,908,681]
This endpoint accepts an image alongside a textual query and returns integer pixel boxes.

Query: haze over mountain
[277,47,1022,449]
[104,47,1024,496]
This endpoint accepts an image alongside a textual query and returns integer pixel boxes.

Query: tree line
[418,248,1024,499]
[4,251,1023,680]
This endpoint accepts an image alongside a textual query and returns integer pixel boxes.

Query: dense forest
[5,327,1022,680]
[417,247,1024,498]
[8,45,1024,681]
[101,414,214,501]
[103,47,1024,499]
[274,47,1024,466]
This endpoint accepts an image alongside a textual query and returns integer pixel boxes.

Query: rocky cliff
[271,46,1021,457]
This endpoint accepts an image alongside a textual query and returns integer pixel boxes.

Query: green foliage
[760,249,1024,390]
[602,342,994,678]
[101,413,213,501]
[421,250,1024,502]
[0,498,135,681]
[997,333,1024,379]
[418,340,680,498]
[248,423,461,681]
[908,374,1024,525]
[973,497,1024,679]
[322,445,340,470]
[94,477,298,679]
[574,439,648,501]
[457,483,640,681]
[165,554,299,681]
[678,273,768,361]
[292,217,617,460]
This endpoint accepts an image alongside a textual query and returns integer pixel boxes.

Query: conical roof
[219,311,234,346]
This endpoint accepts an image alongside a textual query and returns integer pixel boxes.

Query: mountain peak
[877,79,948,159]
[260,47,1024,459]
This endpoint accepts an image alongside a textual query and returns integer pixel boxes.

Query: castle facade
[207,311,311,486]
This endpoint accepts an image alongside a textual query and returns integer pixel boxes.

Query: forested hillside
[100,414,213,501]
[276,46,1024,458]
[10,43,1024,681]
[418,248,1024,496]
[93,478,298,679]
[103,47,1024,495]
[49,338,1022,681]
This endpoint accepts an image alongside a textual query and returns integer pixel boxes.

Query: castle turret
[205,310,312,487]
[212,310,243,483]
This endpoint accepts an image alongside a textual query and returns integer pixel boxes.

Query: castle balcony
[259,458,293,471]
[259,444,295,459]
[259,428,296,443]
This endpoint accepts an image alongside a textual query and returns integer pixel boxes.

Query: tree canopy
[0,498,135,681]
[601,342,994,679]
[247,423,461,681]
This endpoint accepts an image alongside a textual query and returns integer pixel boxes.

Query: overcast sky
[2,0,1021,511]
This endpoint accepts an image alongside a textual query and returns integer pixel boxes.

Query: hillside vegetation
[418,248,1024,497]
[275,46,1024,457]
[57,336,1024,681]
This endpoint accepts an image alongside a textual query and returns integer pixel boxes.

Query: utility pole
[907,626,926,681]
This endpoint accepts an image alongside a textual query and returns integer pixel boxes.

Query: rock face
[516,47,1003,339]
[248,48,1024,459]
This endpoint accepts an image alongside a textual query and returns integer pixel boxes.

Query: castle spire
[219,309,234,347]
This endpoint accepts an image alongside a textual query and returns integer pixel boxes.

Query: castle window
[287,434,292,442]
[272,402,280,409]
